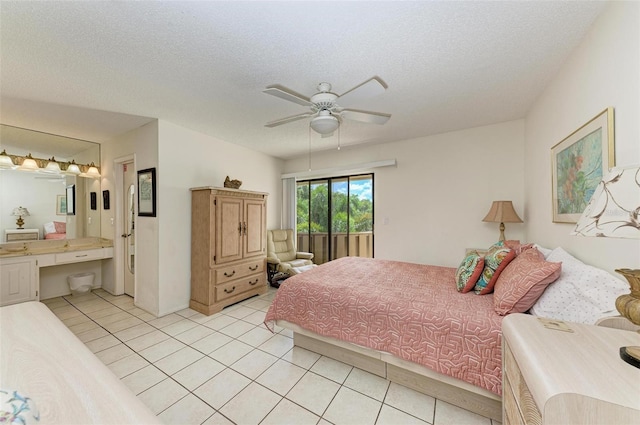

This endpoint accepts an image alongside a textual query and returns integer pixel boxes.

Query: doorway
[123,161,136,296]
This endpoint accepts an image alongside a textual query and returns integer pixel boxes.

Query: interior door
[123,161,136,296]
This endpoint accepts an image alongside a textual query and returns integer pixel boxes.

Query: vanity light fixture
[42,157,62,174]
[0,150,100,177]
[65,160,82,175]
[18,154,40,171]
[83,162,101,178]
[0,150,17,170]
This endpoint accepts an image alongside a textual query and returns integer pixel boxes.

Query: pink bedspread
[265,256,503,395]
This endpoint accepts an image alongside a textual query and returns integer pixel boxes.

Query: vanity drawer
[55,249,104,264]
[214,260,264,284]
[216,274,265,301]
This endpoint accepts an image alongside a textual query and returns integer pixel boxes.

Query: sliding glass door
[297,174,373,264]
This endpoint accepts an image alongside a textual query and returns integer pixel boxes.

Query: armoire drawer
[216,273,265,301]
[214,260,264,284]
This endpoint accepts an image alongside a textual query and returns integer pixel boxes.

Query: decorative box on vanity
[190,187,268,315]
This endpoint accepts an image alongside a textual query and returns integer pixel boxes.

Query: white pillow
[533,244,553,258]
[529,247,629,324]
[43,221,56,235]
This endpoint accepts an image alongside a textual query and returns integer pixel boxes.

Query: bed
[264,247,630,421]
[265,256,504,419]
[0,301,161,424]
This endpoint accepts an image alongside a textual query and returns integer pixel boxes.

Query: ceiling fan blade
[265,112,313,128]
[337,76,387,107]
[341,109,391,125]
[263,84,312,106]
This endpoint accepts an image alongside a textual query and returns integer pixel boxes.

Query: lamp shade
[310,111,339,135]
[572,165,640,239]
[65,160,81,175]
[84,163,101,178]
[482,201,523,223]
[12,206,30,217]
[0,150,16,170]
[42,157,61,174]
[18,154,39,171]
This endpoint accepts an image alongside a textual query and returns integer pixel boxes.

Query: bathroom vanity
[0,238,113,306]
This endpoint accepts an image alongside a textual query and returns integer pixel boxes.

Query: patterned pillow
[529,247,629,324]
[504,240,534,256]
[53,221,66,233]
[474,241,516,295]
[455,251,485,293]
[493,248,562,315]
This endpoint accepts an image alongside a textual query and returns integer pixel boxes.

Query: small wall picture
[137,167,156,217]
[103,190,110,210]
[90,192,97,210]
[56,195,67,215]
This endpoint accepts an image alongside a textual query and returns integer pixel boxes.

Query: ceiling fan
[263,76,391,136]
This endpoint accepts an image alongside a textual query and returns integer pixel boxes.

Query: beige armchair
[267,229,316,276]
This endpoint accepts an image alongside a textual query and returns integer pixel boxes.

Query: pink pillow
[504,240,534,256]
[54,221,66,233]
[455,251,485,293]
[474,242,516,295]
[493,248,562,315]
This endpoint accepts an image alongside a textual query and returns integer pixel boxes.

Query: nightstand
[5,229,39,242]
[502,314,640,424]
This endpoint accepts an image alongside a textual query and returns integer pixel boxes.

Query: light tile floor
[42,288,502,425]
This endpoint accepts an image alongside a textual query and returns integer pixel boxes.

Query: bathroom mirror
[0,124,101,241]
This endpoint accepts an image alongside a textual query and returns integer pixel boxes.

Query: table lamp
[12,206,30,229]
[572,164,640,368]
[482,200,523,241]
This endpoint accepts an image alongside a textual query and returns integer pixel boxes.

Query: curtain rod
[281,159,396,180]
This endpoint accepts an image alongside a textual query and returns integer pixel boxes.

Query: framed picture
[90,192,97,210]
[551,107,614,223]
[66,184,76,216]
[137,167,156,217]
[56,195,67,215]
[103,190,110,210]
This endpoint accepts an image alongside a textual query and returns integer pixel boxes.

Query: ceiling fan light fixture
[310,113,339,135]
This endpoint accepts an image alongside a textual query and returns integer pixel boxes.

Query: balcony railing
[297,231,373,265]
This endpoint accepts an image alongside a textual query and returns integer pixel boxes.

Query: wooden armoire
[190,186,268,315]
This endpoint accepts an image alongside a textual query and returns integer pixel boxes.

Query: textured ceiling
[0,1,606,159]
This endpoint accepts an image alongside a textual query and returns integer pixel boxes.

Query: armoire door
[244,199,265,258]
[215,197,243,264]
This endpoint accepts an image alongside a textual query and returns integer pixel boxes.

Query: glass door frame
[296,173,374,263]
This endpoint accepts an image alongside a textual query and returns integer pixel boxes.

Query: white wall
[156,120,283,316]
[101,120,159,312]
[284,120,525,267]
[524,1,640,274]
